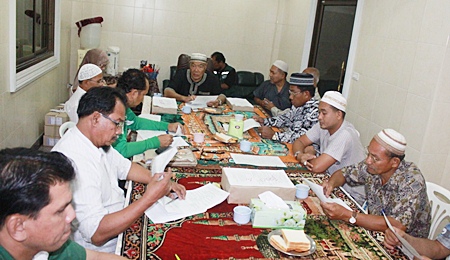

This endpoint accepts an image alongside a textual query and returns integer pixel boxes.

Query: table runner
[118,169,407,259]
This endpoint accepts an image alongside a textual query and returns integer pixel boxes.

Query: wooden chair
[426,181,450,239]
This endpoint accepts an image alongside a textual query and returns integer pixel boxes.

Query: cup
[233,206,251,224]
[193,133,205,143]
[295,184,310,199]
[182,106,192,114]
[235,114,244,121]
[240,140,252,152]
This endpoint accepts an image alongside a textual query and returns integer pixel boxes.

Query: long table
[116,105,407,259]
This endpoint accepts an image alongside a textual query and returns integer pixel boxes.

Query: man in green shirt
[0,148,124,259]
[113,69,182,158]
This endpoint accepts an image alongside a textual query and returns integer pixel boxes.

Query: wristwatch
[349,211,358,224]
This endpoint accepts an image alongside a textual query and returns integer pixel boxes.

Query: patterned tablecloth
[117,169,407,260]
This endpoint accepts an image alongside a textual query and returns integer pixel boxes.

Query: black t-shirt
[214,64,237,88]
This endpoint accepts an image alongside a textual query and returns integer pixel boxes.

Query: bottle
[228,114,244,139]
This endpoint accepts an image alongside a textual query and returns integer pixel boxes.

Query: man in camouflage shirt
[255,73,319,143]
[321,129,430,238]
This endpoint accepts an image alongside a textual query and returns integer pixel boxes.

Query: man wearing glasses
[53,87,186,253]
[321,129,430,239]
[65,64,106,123]
[254,73,319,143]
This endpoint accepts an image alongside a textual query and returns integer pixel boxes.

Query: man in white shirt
[292,91,366,205]
[64,64,106,123]
[53,87,186,253]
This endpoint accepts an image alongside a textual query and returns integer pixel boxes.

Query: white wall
[347,0,450,189]
[68,0,312,87]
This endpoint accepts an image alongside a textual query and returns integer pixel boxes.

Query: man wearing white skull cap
[321,129,431,238]
[292,91,366,205]
[64,64,106,123]
[253,60,291,116]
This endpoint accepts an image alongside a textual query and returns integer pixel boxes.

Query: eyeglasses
[101,113,124,129]
[89,78,106,85]
[289,90,302,96]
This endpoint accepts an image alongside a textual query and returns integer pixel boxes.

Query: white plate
[267,229,316,257]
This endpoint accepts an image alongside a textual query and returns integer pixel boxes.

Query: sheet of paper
[138,113,161,122]
[152,96,177,109]
[174,125,183,136]
[141,96,152,114]
[243,118,261,132]
[227,97,253,107]
[223,167,293,188]
[171,136,189,147]
[145,183,229,223]
[259,191,289,209]
[303,179,352,211]
[382,211,421,259]
[151,146,178,175]
[186,95,218,109]
[230,153,286,168]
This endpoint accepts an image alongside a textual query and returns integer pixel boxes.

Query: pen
[175,254,181,260]
[166,193,179,205]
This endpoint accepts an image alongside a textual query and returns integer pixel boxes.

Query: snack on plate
[214,133,238,143]
[270,229,311,252]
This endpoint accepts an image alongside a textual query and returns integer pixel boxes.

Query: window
[9,0,60,92]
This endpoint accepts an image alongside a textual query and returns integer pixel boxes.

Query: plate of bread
[268,229,316,256]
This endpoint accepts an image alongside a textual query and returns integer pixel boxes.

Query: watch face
[349,216,356,224]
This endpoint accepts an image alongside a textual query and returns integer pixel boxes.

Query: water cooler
[106,46,120,76]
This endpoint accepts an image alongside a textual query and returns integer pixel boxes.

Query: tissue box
[250,199,306,229]
[221,168,296,204]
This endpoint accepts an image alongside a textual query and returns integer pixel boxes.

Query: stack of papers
[226,98,254,112]
[187,95,218,109]
[303,179,352,211]
[230,153,286,168]
[145,183,229,223]
[152,96,177,114]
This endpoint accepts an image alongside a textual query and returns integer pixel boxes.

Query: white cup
[235,114,244,121]
[240,140,252,152]
[295,184,310,199]
[193,133,205,143]
[182,106,192,114]
[233,206,251,224]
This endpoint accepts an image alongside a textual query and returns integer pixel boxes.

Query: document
[230,153,286,168]
[141,96,152,114]
[243,118,261,132]
[226,98,254,112]
[382,211,421,259]
[151,146,178,175]
[187,95,218,109]
[223,167,293,187]
[145,183,230,223]
[152,96,177,114]
[303,179,352,211]
[137,129,185,141]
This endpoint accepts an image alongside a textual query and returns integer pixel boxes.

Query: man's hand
[262,98,275,110]
[322,179,334,198]
[170,181,186,199]
[144,170,172,202]
[168,123,183,133]
[158,134,173,147]
[384,226,404,250]
[320,201,349,221]
[258,126,275,139]
[252,115,264,124]
[207,100,219,107]
[182,95,196,103]
[298,153,316,170]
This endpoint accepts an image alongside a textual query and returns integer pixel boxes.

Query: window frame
[9,0,61,92]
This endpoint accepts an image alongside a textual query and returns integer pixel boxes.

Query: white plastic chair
[59,121,76,137]
[426,181,450,239]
